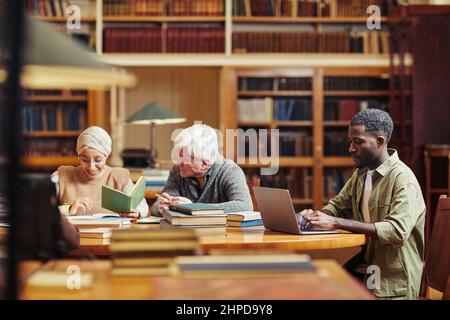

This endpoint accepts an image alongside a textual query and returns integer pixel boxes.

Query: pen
[155,193,170,200]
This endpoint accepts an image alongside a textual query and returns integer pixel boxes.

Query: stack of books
[162,203,227,227]
[227,211,263,228]
[79,228,112,240]
[110,228,200,277]
[142,168,170,192]
[159,220,226,237]
[171,254,315,277]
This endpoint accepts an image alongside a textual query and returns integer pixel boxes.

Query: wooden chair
[443,276,450,300]
[420,194,450,299]
[246,177,260,211]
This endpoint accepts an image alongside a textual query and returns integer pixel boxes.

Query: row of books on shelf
[233,0,388,17]
[233,30,389,54]
[275,98,312,121]
[104,26,162,52]
[104,0,164,16]
[238,98,312,123]
[324,131,348,156]
[236,131,313,157]
[26,0,69,17]
[21,138,76,157]
[49,23,96,50]
[103,26,224,53]
[279,131,313,157]
[21,104,87,132]
[324,168,353,199]
[23,89,86,97]
[239,76,391,92]
[25,0,96,17]
[239,77,312,91]
[28,0,389,19]
[324,98,388,121]
[104,0,224,16]
[248,168,312,199]
[101,27,388,53]
[324,77,389,91]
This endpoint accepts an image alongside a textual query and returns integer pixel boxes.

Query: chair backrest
[443,276,450,300]
[246,177,260,211]
[422,194,450,296]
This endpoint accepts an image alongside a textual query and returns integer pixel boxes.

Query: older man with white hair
[152,124,253,216]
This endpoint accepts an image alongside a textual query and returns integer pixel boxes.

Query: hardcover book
[102,176,145,213]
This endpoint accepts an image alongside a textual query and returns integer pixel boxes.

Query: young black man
[299,108,425,299]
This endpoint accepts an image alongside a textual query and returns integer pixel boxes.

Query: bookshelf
[20,89,108,170]
[25,0,396,59]
[221,66,410,211]
[25,0,98,51]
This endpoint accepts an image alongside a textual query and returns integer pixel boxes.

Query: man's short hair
[350,108,394,143]
[172,124,219,164]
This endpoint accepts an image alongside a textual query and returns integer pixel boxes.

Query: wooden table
[19,259,374,300]
[73,224,366,264]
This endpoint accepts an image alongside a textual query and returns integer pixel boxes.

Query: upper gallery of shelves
[26,0,412,67]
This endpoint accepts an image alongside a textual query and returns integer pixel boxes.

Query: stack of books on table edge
[110,228,201,276]
[170,254,316,278]
[159,219,226,237]
[226,211,263,227]
[79,227,112,239]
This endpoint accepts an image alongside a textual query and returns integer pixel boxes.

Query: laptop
[253,186,338,235]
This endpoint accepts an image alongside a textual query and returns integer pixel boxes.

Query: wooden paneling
[122,67,220,161]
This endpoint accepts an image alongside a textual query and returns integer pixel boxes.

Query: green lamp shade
[126,102,186,125]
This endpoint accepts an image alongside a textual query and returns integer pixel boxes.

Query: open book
[68,213,123,220]
[101,176,145,213]
[67,215,131,228]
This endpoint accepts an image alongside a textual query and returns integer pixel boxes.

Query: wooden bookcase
[26,0,393,57]
[220,65,410,210]
[20,89,109,170]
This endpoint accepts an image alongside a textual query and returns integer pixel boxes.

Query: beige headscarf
[76,126,112,157]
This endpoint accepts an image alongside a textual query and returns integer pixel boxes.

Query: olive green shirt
[322,149,425,299]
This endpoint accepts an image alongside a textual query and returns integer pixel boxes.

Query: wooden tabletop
[73,224,366,259]
[19,259,374,300]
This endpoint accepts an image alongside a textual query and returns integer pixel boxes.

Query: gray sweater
[151,156,253,216]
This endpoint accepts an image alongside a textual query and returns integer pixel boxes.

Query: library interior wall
[122,67,220,161]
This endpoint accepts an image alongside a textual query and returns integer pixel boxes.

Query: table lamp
[126,102,186,168]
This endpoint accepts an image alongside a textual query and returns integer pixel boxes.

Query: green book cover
[102,176,145,213]
[168,203,224,215]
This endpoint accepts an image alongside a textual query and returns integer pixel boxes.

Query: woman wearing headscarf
[51,126,149,218]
